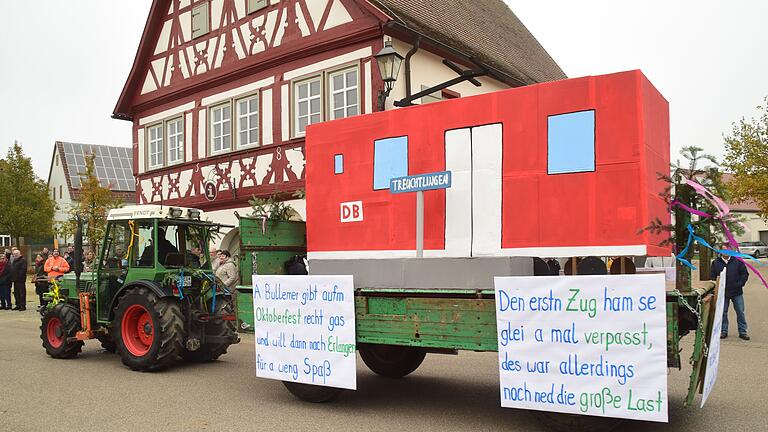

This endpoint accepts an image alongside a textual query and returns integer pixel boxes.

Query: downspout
[404,36,421,98]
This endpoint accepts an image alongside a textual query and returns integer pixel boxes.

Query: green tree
[723,98,768,215]
[61,152,120,252]
[0,142,56,246]
[643,146,742,288]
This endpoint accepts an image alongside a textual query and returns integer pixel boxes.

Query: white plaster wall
[387,38,510,110]
[48,147,74,246]
[733,211,768,243]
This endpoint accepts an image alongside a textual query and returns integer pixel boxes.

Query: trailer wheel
[114,287,185,371]
[282,382,342,403]
[359,344,427,378]
[182,295,237,362]
[40,303,84,359]
[534,412,624,432]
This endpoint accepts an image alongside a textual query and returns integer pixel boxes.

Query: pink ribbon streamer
[676,177,767,290]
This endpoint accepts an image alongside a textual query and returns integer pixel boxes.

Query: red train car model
[305,70,670,264]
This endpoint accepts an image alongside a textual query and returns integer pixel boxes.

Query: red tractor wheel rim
[122,304,154,356]
[47,317,64,349]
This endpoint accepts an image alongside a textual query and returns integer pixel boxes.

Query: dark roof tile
[372,0,567,84]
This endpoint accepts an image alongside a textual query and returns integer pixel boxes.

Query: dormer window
[247,0,268,14]
[191,2,210,39]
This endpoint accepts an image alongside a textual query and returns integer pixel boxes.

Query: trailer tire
[181,295,237,362]
[282,382,342,403]
[534,412,624,432]
[114,287,185,371]
[359,344,427,378]
[40,303,84,359]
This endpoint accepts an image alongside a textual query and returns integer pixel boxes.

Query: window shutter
[248,0,268,14]
[191,3,210,39]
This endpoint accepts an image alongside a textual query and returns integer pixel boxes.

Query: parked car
[740,241,768,258]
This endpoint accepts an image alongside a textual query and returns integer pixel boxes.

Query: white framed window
[328,67,359,120]
[210,103,232,154]
[147,124,164,169]
[236,94,259,149]
[166,117,184,164]
[294,77,322,137]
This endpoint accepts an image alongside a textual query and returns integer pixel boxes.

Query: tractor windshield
[157,222,212,270]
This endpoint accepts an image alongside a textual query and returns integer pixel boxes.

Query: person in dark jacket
[710,247,750,340]
[10,249,27,311]
[0,255,12,309]
[34,254,48,309]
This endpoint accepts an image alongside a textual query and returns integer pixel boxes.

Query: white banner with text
[494,274,668,422]
[253,275,356,390]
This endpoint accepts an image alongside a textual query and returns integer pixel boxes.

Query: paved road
[1,276,767,432]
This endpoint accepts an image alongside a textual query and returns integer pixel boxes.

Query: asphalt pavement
[1,275,767,432]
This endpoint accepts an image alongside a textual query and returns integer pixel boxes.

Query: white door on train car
[444,123,503,257]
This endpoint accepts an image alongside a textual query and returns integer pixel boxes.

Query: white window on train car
[373,136,408,190]
[547,110,595,174]
[334,154,344,175]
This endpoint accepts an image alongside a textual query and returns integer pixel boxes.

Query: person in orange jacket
[44,249,70,279]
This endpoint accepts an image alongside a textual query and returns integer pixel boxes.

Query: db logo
[340,201,363,223]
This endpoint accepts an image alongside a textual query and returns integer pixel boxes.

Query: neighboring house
[722,173,768,243]
[47,142,137,248]
[112,0,566,255]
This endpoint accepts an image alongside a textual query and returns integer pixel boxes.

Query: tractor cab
[95,205,226,322]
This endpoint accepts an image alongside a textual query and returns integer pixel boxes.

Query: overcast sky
[1,1,767,179]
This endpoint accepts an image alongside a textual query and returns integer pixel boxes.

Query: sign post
[390,171,452,258]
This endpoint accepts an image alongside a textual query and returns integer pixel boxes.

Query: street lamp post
[374,40,404,111]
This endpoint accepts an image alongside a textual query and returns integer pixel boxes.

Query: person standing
[41,247,50,260]
[34,254,48,309]
[214,250,239,294]
[10,249,27,311]
[710,247,750,340]
[64,245,75,271]
[0,255,12,310]
[44,249,70,279]
[82,250,96,273]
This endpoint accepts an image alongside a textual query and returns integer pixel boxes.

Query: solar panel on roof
[61,143,136,192]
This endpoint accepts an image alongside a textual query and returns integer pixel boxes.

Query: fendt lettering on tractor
[40,205,239,371]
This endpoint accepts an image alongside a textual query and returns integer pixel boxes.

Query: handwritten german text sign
[494,274,668,422]
[253,275,356,390]
[701,271,726,407]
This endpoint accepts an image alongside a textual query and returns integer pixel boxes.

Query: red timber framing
[114,1,529,213]
[116,0,391,211]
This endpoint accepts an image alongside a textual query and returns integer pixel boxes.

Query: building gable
[115,0,386,118]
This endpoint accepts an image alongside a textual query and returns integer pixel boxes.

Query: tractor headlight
[169,207,183,218]
[187,209,201,219]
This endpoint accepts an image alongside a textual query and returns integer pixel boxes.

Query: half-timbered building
[113,0,565,252]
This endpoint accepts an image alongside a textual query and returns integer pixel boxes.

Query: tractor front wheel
[40,303,84,359]
[114,287,184,371]
[181,295,237,363]
[359,344,427,378]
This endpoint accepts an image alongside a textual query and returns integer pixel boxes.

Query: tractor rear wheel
[181,295,237,362]
[40,303,84,359]
[359,344,427,378]
[114,287,184,371]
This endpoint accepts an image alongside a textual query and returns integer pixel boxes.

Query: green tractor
[40,205,239,371]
